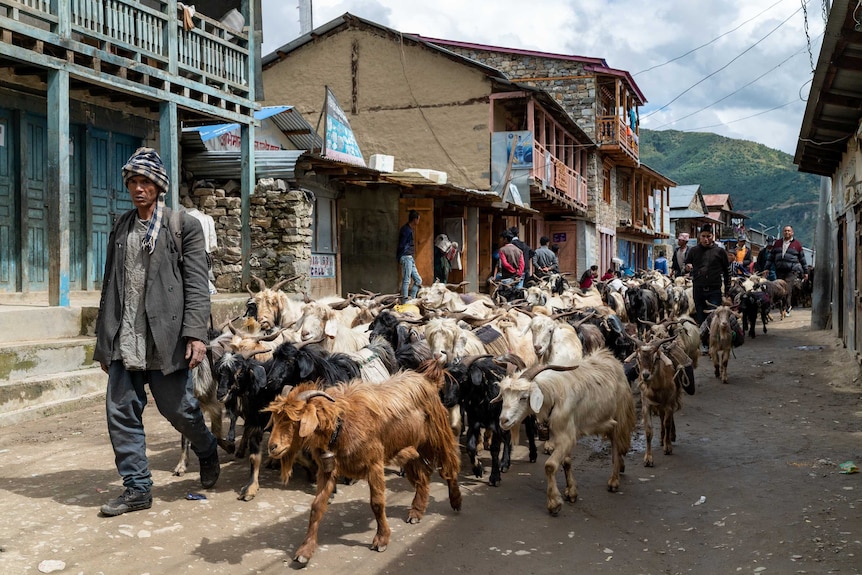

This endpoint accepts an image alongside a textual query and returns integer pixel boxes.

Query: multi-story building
[262,14,596,290]
[421,37,674,274]
[0,0,259,302]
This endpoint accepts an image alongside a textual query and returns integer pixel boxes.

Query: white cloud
[260,0,827,154]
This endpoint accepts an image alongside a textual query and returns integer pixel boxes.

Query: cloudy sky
[259,0,827,155]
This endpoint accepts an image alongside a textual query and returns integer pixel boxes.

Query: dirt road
[1,309,861,574]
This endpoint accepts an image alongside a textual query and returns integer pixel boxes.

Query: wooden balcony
[597,115,639,166]
[0,0,255,123]
[530,141,588,214]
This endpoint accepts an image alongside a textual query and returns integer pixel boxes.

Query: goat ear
[297,354,314,379]
[324,319,339,338]
[299,406,320,438]
[657,350,673,368]
[529,384,544,413]
[251,365,268,391]
[470,367,483,387]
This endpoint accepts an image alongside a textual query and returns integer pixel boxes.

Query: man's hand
[186,339,207,369]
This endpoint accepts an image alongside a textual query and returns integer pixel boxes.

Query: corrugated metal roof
[183,150,304,180]
[181,106,323,152]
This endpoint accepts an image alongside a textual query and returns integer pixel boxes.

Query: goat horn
[246,284,256,297]
[551,308,579,321]
[251,274,267,291]
[294,335,325,349]
[254,328,285,342]
[494,353,526,370]
[218,315,241,332]
[328,293,356,310]
[272,275,301,292]
[459,354,492,368]
[297,389,336,402]
[637,318,656,326]
[571,309,597,328]
[303,292,312,304]
[521,363,579,381]
[226,322,240,336]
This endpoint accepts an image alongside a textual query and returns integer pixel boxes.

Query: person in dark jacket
[684,224,730,327]
[397,209,422,303]
[766,225,808,314]
[755,235,776,279]
[532,236,559,278]
[508,226,533,288]
[93,147,219,517]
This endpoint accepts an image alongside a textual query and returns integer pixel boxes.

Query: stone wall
[439,48,598,139]
[182,178,313,293]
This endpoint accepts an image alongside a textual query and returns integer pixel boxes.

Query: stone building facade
[183,178,313,293]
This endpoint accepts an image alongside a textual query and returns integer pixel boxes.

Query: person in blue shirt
[654,250,668,275]
[396,210,422,303]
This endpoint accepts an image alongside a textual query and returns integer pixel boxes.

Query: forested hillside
[639,129,820,246]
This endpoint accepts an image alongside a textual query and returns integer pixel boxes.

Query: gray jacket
[94,208,210,374]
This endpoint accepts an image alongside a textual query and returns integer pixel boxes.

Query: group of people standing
[671,224,808,326]
[494,228,560,288]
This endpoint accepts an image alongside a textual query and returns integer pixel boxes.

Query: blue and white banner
[324,87,366,167]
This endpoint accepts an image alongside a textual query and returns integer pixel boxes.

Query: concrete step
[0,389,105,428]
[0,306,85,343]
[0,337,97,381]
[0,367,105,424]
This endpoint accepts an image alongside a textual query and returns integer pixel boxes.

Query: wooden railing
[533,142,588,210]
[597,115,639,159]
[0,0,250,95]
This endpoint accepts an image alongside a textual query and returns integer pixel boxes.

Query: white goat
[526,313,583,365]
[494,349,636,515]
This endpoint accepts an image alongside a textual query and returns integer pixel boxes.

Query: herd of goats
[180,270,795,565]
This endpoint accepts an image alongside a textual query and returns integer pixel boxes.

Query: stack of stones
[187,177,313,293]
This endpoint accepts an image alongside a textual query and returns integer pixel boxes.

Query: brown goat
[265,360,462,566]
[629,336,683,466]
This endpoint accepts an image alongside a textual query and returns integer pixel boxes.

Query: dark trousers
[106,361,216,491]
[693,286,723,326]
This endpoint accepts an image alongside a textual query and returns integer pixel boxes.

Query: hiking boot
[100,488,152,517]
[199,451,220,489]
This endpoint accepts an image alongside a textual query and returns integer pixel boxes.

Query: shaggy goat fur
[265,360,462,566]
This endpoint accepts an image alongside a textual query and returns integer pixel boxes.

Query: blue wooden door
[25,115,48,291]
[0,109,16,292]
[69,128,84,289]
[89,129,137,287]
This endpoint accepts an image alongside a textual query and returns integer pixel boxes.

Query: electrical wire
[651,34,821,130]
[641,3,805,121]
[679,99,799,132]
[634,0,787,76]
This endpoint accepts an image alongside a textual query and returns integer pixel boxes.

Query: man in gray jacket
[94,147,219,517]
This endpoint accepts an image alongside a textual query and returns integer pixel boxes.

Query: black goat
[739,289,771,338]
[445,356,537,486]
[214,351,274,501]
[368,309,432,370]
[626,287,659,335]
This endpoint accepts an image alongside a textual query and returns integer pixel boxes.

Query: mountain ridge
[639,128,820,246]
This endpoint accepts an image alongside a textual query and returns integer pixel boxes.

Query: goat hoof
[548,504,562,516]
[294,555,310,566]
[644,459,654,468]
[473,464,483,478]
[489,476,501,487]
[500,464,510,473]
